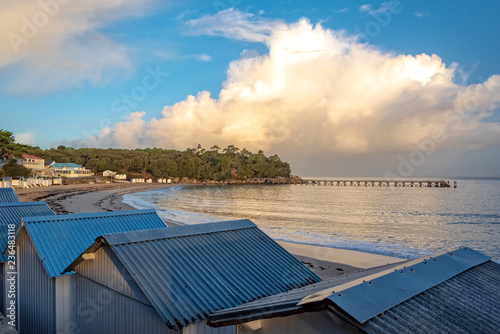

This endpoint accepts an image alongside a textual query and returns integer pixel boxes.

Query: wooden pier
[303,180,451,187]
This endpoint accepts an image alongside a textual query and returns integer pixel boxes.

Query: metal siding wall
[0,263,4,316]
[75,274,176,334]
[18,235,55,334]
[75,246,150,304]
[183,321,236,334]
[236,311,356,334]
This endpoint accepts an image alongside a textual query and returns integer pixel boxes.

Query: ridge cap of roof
[103,219,256,246]
[22,209,157,223]
[0,201,49,208]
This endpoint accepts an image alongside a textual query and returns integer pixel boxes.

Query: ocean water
[123,178,500,261]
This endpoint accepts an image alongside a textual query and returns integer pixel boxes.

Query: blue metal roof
[50,163,82,168]
[0,188,19,203]
[70,219,321,330]
[0,201,54,262]
[22,209,167,277]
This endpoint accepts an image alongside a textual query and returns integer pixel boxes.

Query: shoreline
[15,183,405,279]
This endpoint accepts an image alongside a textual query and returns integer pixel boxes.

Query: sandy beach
[15,183,405,279]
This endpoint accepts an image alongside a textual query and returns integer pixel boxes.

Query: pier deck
[302,180,450,187]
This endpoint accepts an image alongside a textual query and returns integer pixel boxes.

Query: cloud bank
[0,0,157,94]
[85,9,500,173]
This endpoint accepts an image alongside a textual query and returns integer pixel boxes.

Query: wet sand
[15,183,404,279]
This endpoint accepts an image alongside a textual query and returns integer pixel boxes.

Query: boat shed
[209,247,500,334]
[63,219,322,333]
[0,201,55,316]
[0,189,19,203]
[11,209,168,334]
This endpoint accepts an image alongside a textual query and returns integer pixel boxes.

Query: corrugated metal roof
[209,247,499,333]
[22,154,44,160]
[0,188,20,203]
[0,201,54,262]
[50,162,82,168]
[71,219,321,330]
[360,260,500,334]
[313,247,490,324]
[22,209,167,277]
[207,262,405,327]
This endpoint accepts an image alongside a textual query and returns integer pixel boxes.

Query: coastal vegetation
[26,145,291,181]
[0,129,28,161]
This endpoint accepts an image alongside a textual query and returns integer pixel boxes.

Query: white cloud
[0,0,158,94]
[334,7,350,13]
[88,10,500,170]
[414,11,429,18]
[360,2,398,16]
[15,132,35,145]
[190,53,213,62]
[156,51,213,62]
[184,8,285,43]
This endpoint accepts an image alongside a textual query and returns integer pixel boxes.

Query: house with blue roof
[46,161,93,178]
[10,209,167,333]
[62,219,321,333]
[0,201,54,316]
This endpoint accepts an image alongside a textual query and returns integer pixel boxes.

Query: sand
[15,183,405,279]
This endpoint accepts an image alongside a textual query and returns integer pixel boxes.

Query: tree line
[1,129,291,180]
[26,145,291,181]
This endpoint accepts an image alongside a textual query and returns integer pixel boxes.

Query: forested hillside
[27,145,291,181]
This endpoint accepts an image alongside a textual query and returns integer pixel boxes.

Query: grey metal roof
[22,209,167,277]
[210,247,499,334]
[0,188,19,203]
[306,247,490,324]
[0,201,54,262]
[68,219,322,330]
[359,260,500,334]
[207,262,405,326]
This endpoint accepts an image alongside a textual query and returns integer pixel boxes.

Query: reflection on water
[123,178,500,261]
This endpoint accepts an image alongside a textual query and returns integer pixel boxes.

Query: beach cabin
[0,202,55,316]
[0,188,19,203]
[209,247,500,334]
[102,170,116,177]
[62,219,321,333]
[10,209,167,333]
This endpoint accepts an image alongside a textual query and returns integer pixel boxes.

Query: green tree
[0,129,28,161]
[1,160,32,177]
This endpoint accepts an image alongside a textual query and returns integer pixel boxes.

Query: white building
[47,162,93,178]
[102,170,116,177]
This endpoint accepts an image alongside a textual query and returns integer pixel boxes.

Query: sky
[1,0,500,177]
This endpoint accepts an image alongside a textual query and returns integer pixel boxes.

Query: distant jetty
[230,177,451,187]
[229,177,451,187]
[302,179,451,187]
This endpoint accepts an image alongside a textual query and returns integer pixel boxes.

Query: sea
[123,177,500,262]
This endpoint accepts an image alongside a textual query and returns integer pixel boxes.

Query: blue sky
[1,0,500,176]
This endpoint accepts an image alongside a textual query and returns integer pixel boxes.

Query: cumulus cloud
[90,10,500,168]
[0,0,158,94]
